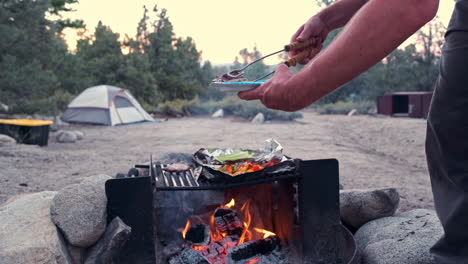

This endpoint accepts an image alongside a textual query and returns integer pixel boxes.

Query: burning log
[225,236,281,264]
[168,247,210,264]
[199,235,238,263]
[185,224,210,246]
[213,207,243,237]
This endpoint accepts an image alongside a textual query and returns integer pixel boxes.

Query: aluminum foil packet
[193,139,286,168]
[192,139,295,181]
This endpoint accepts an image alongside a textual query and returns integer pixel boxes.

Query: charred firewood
[185,224,210,246]
[200,236,238,264]
[257,249,289,264]
[214,208,243,237]
[168,247,210,264]
[225,236,281,264]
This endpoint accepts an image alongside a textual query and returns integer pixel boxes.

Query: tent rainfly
[62,85,154,126]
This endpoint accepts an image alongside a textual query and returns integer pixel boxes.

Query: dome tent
[62,85,154,126]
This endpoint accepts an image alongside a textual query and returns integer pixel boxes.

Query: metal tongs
[226,37,323,81]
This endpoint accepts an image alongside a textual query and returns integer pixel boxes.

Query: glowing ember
[224,198,235,208]
[181,220,191,239]
[180,198,277,263]
[253,228,276,239]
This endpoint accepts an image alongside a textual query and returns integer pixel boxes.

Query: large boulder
[340,188,399,229]
[355,209,443,264]
[84,217,132,264]
[0,191,72,264]
[50,174,111,247]
[0,134,16,146]
[57,131,77,143]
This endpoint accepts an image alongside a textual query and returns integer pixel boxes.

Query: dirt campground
[0,111,433,211]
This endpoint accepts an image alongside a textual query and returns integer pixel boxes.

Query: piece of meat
[212,73,248,83]
[164,163,190,172]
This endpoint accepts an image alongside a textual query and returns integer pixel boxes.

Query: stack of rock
[0,175,132,264]
[339,187,443,264]
[0,174,444,264]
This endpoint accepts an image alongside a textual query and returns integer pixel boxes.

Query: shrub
[315,100,376,115]
[13,98,57,115]
[53,89,74,112]
[155,99,196,116]
[155,96,303,121]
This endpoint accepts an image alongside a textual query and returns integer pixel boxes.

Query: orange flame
[238,199,252,244]
[209,214,223,241]
[253,228,276,239]
[225,198,235,208]
[182,198,274,263]
[182,220,191,239]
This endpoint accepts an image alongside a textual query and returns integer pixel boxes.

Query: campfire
[172,198,282,264]
[105,141,358,263]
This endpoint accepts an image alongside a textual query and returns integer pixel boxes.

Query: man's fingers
[306,47,321,61]
[238,81,269,100]
[275,64,290,75]
[297,24,314,41]
[291,25,304,43]
[302,58,311,65]
[238,89,262,100]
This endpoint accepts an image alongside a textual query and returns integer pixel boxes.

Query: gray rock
[57,131,77,143]
[212,109,224,118]
[67,245,86,264]
[347,109,358,116]
[56,130,65,137]
[72,131,84,140]
[0,102,8,112]
[0,134,16,146]
[340,188,399,229]
[51,174,111,247]
[84,217,132,264]
[0,191,72,264]
[251,113,265,124]
[355,209,443,264]
[56,130,83,139]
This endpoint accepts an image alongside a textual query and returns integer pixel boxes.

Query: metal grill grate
[154,164,201,189]
[150,163,300,191]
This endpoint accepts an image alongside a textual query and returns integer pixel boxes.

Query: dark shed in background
[377,92,433,118]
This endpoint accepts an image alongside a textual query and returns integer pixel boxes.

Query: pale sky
[63,0,456,65]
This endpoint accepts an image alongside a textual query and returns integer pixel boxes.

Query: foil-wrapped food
[193,139,296,183]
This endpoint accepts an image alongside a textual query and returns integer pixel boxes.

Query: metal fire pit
[105,158,359,264]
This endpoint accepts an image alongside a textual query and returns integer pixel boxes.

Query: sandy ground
[0,111,433,211]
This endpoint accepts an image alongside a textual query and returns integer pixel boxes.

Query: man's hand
[238,64,312,112]
[238,0,438,113]
[289,16,330,65]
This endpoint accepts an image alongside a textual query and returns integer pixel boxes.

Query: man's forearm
[292,0,439,103]
[317,0,369,31]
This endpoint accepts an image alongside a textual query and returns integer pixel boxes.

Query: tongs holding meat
[216,37,323,82]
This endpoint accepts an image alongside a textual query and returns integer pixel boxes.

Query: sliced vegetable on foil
[192,139,291,177]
